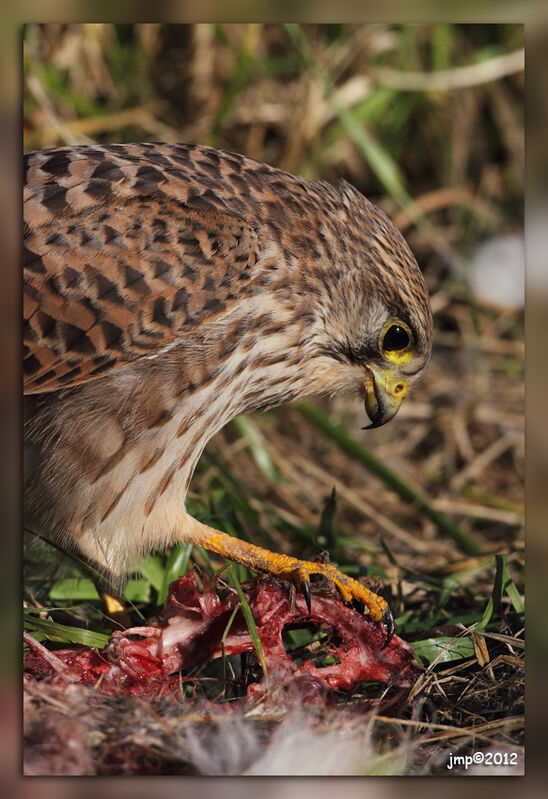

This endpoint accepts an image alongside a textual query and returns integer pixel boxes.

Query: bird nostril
[393,382,406,398]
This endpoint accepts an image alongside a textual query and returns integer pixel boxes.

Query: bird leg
[89,569,133,628]
[181,516,394,646]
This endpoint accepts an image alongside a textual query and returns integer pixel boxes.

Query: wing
[24,143,265,394]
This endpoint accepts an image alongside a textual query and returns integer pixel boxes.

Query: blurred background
[22,23,524,775]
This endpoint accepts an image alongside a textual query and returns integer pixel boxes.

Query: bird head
[305,181,432,429]
[360,316,430,429]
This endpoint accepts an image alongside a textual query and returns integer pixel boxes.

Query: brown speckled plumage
[24,143,431,630]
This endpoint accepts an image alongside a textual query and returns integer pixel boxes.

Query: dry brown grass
[24,23,524,775]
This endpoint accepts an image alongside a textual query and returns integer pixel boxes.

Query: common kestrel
[24,143,432,645]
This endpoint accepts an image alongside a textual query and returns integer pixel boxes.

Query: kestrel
[24,143,432,645]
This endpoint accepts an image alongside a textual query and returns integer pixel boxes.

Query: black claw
[301,579,311,614]
[352,598,365,614]
[381,607,395,649]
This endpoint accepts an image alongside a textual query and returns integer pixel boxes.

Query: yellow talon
[103,594,127,615]
[185,520,389,623]
[286,560,388,622]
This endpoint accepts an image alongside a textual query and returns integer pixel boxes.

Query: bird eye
[383,324,410,353]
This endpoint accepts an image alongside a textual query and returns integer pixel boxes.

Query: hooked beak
[362,366,408,429]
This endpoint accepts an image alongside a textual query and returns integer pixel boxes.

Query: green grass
[23,23,523,754]
[24,448,523,677]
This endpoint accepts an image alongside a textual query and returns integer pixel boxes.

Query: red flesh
[24,574,418,703]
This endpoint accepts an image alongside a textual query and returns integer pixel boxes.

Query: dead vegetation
[23,23,524,775]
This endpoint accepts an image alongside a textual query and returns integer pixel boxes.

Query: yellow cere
[390,381,408,400]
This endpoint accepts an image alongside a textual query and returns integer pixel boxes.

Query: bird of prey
[24,143,432,645]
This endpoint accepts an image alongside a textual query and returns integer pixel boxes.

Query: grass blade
[228,567,268,688]
[24,610,109,649]
[220,601,241,689]
[49,577,150,603]
[318,487,338,556]
[296,401,482,556]
[285,23,456,264]
[285,23,408,204]
[411,635,474,666]
[232,415,281,482]
[139,554,166,593]
[157,543,193,605]
[477,554,523,633]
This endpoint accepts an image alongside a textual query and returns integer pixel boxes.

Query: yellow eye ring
[381,321,414,364]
